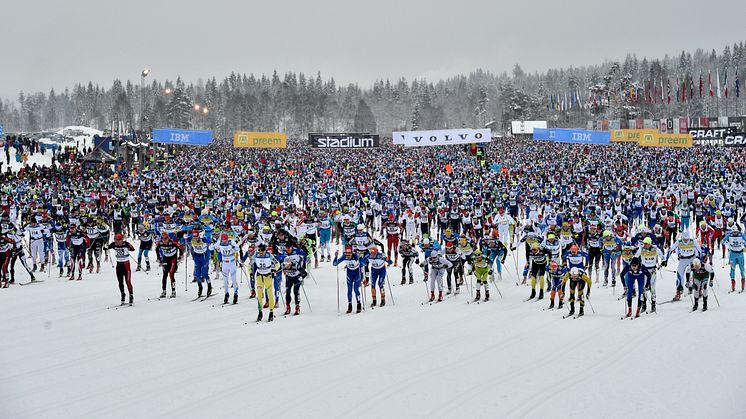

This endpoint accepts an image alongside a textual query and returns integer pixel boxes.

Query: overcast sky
[2,0,745,100]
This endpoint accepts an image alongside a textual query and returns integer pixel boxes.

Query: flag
[709,71,713,97]
[676,77,679,103]
[661,79,665,103]
[716,68,721,98]
[667,79,671,104]
[689,75,694,99]
[550,94,555,111]
[699,72,703,97]
[737,69,741,98]
[724,67,728,98]
[647,79,651,103]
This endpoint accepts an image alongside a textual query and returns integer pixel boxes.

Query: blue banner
[152,128,213,146]
[533,128,610,145]
[0,123,4,138]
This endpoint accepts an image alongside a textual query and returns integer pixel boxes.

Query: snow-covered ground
[1,237,744,419]
[4,126,101,172]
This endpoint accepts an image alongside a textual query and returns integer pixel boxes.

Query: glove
[489,269,493,275]
[709,280,713,287]
[685,281,691,290]
[510,246,516,251]
[586,291,590,299]
[661,260,667,267]
[644,283,651,291]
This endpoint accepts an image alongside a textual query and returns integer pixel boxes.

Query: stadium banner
[152,128,213,146]
[610,129,657,143]
[233,131,287,148]
[638,132,693,148]
[724,133,746,147]
[688,127,736,146]
[511,121,546,135]
[392,128,490,147]
[533,128,611,145]
[308,133,380,149]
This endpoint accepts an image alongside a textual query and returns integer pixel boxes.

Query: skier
[399,240,418,285]
[155,232,184,298]
[472,250,492,302]
[367,246,392,307]
[420,249,453,302]
[282,243,307,315]
[333,246,367,313]
[209,233,240,304]
[689,258,714,311]
[562,267,592,317]
[620,257,651,318]
[662,230,702,301]
[635,237,663,312]
[724,229,746,293]
[104,233,135,306]
[0,232,14,287]
[252,244,279,321]
[526,243,552,300]
[189,229,212,298]
[135,223,154,272]
[546,261,567,309]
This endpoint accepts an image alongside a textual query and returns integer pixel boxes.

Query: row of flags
[548,67,742,111]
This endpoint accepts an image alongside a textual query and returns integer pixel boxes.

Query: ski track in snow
[1,244,746,419]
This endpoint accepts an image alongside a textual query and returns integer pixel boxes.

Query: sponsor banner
[152,128,213,146]
[679,118,688,134]
[0,123,3,138]
[724,133,746,147]
[309,133,380,149]
[610,129,658,143]
[511,121,546,135]
[689,127,736,146]
[233,131,287,148]
[638,132,693,148]
[533,128,611,145]
[392,128,490,147]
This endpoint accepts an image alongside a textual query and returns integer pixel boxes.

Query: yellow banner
[233,131,287,148]
[610,129,658,143]
[638,133,693,148]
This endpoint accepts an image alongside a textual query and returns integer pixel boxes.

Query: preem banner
[234,131,287,148]
[392,128,491,147]
[152,129,213,146]
[688,127,737,146]
[308,133,380,149]
[638,133,693,148]
[610,129,658,143]
[533,128,611,145]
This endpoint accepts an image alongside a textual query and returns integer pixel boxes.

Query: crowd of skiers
[0,137,745,321]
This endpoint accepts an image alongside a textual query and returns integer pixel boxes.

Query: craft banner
[152,129,213,146]
[233,131,287,148]
[308,133,380,149]
[724,133,746,147]
[610,129,658,143]
[638,133,693,148]
[392,128,490,147]
[688,127,737,146]
[533,128,611,145]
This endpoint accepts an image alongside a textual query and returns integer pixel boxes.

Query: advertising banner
[610,129,658,143]
[533,128,610,145]
[392,128,490,147]
[688,127,736,146]
[308,133,380,149]
[510,121,546,135]
[152,129,213,146]
[233,131,287,148]
[724,133,746,147]
[638,133,693,148]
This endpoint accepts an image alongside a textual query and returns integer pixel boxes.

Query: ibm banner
[234,131,287,148]
[392,128,491,147]
[688,127,736,146]
[152,129,213,146]
[533,128,610,145]
[308,133,380,149]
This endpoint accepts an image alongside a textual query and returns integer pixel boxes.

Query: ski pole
[184,253,188,292]
[307,270,319,285]
[129,254,149,275]
[586,296,596,314]
[336,266,340,314]
[385,269,395,306]
[709,282,721,307]
[301,281,312,312]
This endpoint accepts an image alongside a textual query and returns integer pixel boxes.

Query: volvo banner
[308,133,380,149]
[392,128,491,147]
[152,129,213,146]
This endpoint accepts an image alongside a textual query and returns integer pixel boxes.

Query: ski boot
[40,264,45,273]
[257,311,264,322]
[528,288,536,300]
[485,290,490,301]
[455,285,460,294]
[650,301,656,313]
[96,264,101,274]
[437,291,443,302]
[356,302,362,313]
[160,290,167,298]
[692,298,699,312]
[145,261,151,272]
[268,311,274,322]
[446,287,452,295]
[549,299,555,309]
[294,304,300,315]
[129,294,134,306]
[371,289,377,307]
[233,294,238,304]
[731,279,736,293]
[702,297,708,312]
[635,307,641,317]
[429,292,435,302]
[206,283,212,297]
[568,303,575,316]
[603,279,608,287]
[380,295,386,307]
[742,279,745,293]
[346,303,353,314]
[409,274,414,284]
[401,277,406,285]
[59,267,64,277]
[136,264,142,272]
[625,307,632,318]
[224,293,230,304]
[538,289,544,300]
[284,302,292,316]
[474,290,481,302]
[611,280,616,288]
[197,283,203,298]
[170,288,176,298]
[577,306,584,317]
[558,299,564,309]
[32,264,37,272]
[121,293,126,305]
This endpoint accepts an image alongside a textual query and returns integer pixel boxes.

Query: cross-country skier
[210,233,240,304]
[155,232,184,298]
[104,233,135,306]
[333,246,367,313]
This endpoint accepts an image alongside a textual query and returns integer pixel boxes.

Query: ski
[523,297,534,302]
[19,280,45,286]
